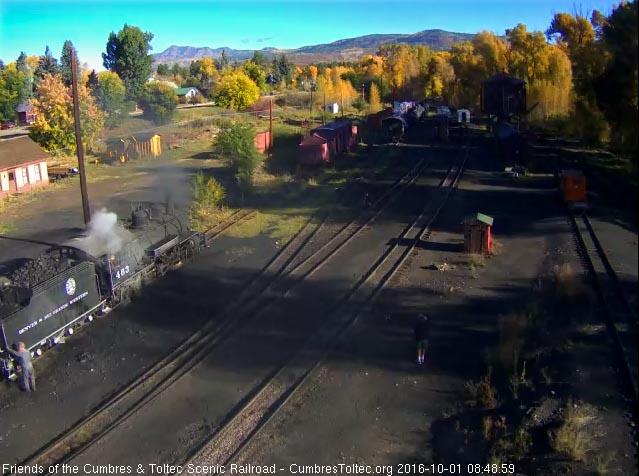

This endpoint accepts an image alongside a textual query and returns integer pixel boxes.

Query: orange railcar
[559,169,588,211]
[559,170,587,202]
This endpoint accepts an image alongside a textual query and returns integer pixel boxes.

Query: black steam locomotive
[381,101,426,143]
[0,205,206,378]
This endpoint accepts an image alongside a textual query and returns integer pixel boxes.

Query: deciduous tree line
[1,2,634,158]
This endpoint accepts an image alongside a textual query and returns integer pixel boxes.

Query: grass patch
[550,400,599,461]
[175,105,223,121]
[252,170,294,190]
[103,116,155,138]
[0,221,16,234]
[189,206,234,233]
[490,238,503,256]
[225,209,313,244]
[225,246,256,259]
[464,375,497,409]
[161,138,214,162]
[493,311,532,375]
[593,453,614,475]
[489,424,532,463]
[467,254,486,270]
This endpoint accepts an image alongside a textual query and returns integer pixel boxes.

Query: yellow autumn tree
[528,45,573,119]
[335,78,358,105]
[368,82,381,111]
[315,70,335,105]
[30,73,104,153]
[213,70,260,110]
[308,65,318,81]
[473,31,509,76]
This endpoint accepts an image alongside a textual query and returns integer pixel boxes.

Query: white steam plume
[66,208,135,258]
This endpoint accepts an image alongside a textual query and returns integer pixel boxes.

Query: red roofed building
[0,136,50,198]
[15,101,37,125]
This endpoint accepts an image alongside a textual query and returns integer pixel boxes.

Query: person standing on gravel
[414,314,431,365]
[7,342,36,392]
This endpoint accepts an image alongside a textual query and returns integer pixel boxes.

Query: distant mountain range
[153,29,475,66]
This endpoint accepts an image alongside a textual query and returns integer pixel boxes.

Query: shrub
[188,172,227,231]
[482,416,493,441]
[550,400,599,461]
[476,375,497,409]
[139,82,177,124]
[352,96,368,113]
[213,122,262,185]
[192,172,225,207]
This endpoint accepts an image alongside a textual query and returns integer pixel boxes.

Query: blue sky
[0,0,620,71]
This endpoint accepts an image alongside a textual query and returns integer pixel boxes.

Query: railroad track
[570,213,638,407]
[203,209,257,243]
[184,142,470,469]
[11,148,429,474]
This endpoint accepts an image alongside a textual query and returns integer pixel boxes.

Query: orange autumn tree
[29,73,104,153]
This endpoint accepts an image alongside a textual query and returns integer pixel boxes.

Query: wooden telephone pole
[70,54,91,225]
[323,92,326,124]
[269,97,273,156]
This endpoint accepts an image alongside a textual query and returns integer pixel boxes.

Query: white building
[326,103,339,114]
[457,109,471,123]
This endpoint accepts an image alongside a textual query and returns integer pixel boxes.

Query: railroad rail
[184,142,470,468]
[203,209,257,243]
[11,147,430,473]
[570,213,638,407]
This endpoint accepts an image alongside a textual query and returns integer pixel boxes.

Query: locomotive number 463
[115,265,131,280]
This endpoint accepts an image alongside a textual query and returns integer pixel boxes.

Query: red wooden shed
[463,213,493,254]
[254,131,271,154]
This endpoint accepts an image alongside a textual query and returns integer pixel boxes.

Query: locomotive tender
[0,205,206,378]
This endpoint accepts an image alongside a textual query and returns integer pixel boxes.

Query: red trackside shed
[463,213,493,254]
[254,131,271,154]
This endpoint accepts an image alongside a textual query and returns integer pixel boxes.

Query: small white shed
[326,103,339,114]
[457,109,471,124]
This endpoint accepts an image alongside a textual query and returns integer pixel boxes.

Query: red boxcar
[299,135,329,165]
[311,120,352,154]
[300,120,352,165]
